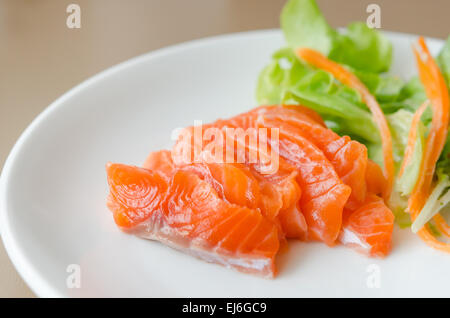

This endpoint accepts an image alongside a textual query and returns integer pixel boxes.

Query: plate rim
[0,28,444,297]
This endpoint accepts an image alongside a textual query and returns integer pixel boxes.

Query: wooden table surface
[1,0,448,297]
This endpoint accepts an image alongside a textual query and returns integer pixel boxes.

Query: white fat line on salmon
[171,120,280,174]
[182,302,216,315]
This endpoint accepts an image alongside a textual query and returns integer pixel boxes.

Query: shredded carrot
[408,37,450,252]
[417,227,450,252]
[297,48,395,201]
[398,100,429,178]
[433,214,450,238]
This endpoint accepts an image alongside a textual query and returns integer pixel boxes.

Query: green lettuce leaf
[256,48,380,143]
[288,88,380,143]
[379,77,432,123]
[256,48,310,105]
[356,71,404,105]
[281,0,337,55]
[281,0,392,73]
[330,22,392,73]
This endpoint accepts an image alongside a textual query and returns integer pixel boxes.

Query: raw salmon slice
[172,118,306,238]
[147,149,273,218]
[365,159,387,197]
[180,162,261,211]
[215,110,312,238]
[255,107,392,254]
[143,150,175,181]
[281,104,326,127]
[106,163,168,228]
[213,104,325,129]
[275,136,351,245]
[247,159,306,239]
[179,161,298,242]
[339,193,394,257]
[106,163,280,277]
[257,106,368,207]
[173,110,350,245]
[219,108,351,244]
[145,151,264,214]
[212,108,323,239]
[146,148,282,224]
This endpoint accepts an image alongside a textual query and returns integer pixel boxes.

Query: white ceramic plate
[1,30,449,298]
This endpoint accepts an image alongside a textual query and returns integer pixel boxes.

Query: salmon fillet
[107,163,280,277]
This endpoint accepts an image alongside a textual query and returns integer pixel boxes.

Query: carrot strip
[398,100,429,178]
[433,214,450,238]
[408,37,450,252]
[297,48,395,201]
[417,227,450,252]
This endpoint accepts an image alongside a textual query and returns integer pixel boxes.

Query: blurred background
[0,0,448,297]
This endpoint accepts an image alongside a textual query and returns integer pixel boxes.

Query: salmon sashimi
[151,147,277,221]
[247,159,306,239]
[172,118,306,238]
[180,162,298,243]
[173,108,351,245]
[213,107,352,244]
[339,193,394,257]
[322,136,368,209]
[180,163,261,210]
[107,163,280,277]
[275,137,351,245]
[281,104,326,127]
[143,150,175,181]
[215,104,325,129]
[142,150,270,213]
[225,110,351,242]
[365,159,387,197]
[106,163,168,228]
[257,106,369,207]
[149,147,267,216]
[143,150,294,241]
[145,150,262,209]
[106,104,396,277]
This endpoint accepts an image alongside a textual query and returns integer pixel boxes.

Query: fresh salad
[256,0,450,251]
